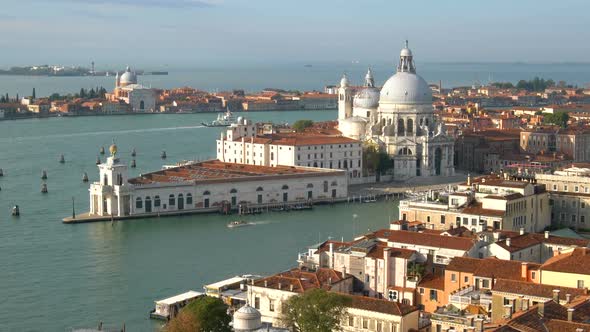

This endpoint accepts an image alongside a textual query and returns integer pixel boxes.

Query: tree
[79,88,87,98]
[293,119,314,132]
[543,111,569,128]
[363,143,393,177]
[32,88,36,100]
[281,289,351,332]
[166,296,231,332]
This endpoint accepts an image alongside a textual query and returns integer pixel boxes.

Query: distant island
[0,65,167,77]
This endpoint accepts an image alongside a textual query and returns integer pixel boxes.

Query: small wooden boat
[161,151,167,159]
[59,154,65,163]
[12,205,19,216]
[131,159,136,168]
[41,183,48,193]
[131,148,136,157]
[41,170,47,180]
[82,172,89,182]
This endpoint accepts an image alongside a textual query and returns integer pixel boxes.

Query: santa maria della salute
[337,41,455,178]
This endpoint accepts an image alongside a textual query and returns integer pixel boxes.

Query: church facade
[106,66,156,112]
[337,42,455,179]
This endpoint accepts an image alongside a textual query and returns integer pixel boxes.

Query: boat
[161,151,167,159]
[12,205,19,216]
[130,159,136,168]
[41,183,48,193]
[227,220,251,228]
[59,154,65,163]
[131,148,136,157]
[201,109,235,127]
[82,172,89,182]
[363,197,377,203]
[41,170,47,180]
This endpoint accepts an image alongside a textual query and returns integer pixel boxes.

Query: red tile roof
[492,278,588,299]
[253,267,348,293]
[447,257,540,280]
[372,229,476,251]
[342,294,418,316]
[542,247,590,275]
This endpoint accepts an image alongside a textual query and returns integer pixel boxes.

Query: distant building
[536,165,590,229]
[106,66,155,112]
[399,174,551,233]
[216,118,363,179]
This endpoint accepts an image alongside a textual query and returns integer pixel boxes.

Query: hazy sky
[1,0,589,68]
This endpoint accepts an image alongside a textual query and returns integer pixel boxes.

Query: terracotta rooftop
[127,160,342,185]
[447,257,540,280]
[542,247,590,275]
[253,267,348,293]
[495,233,590,253]
[371,229,476,251]
[232,132,360,146]
[343,293,418,316]
[461,202,505,217]
[494,300,590,332]
[417,274,445,290]
[492,278,588,299]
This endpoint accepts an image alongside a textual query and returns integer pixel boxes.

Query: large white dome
[120,66,137,84]
[379,72,432,105]
[233,304,262,331]
[353,87,380,109]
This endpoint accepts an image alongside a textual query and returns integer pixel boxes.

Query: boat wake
[248,220,272,225]
[6,125,206,141]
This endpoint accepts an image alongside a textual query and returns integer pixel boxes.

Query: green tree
[293,119,314,132]
[166,296,231,332]
[281,289,351,332]
[363,143,393,177]
[32,88,36,100]
[543,112,569,128]
[79,88,87,98]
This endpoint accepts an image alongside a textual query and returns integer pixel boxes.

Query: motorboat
[227,220,251,228]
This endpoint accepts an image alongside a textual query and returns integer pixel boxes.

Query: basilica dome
[379,72,431,105]
[353,87,380,109]
[120,66,137,85]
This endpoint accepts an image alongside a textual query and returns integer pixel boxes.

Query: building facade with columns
[337,41,455,179]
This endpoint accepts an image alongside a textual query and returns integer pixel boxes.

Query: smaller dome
[340,74,349,88]
[400,48,412,57]
[234,305,262,331]
[353,87,380,109]
[119,66,137,84]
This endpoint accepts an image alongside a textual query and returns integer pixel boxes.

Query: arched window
[169,194,175,206]
[313,162,318,167]
[154,195,161,207]
[230,188,238,194]
[103,174,108,185]
[323,181,329,193]
[140,100,145,110]
[136,197,143,209]
[203,190,210,196]
[281,185,289,190]
[407,119,413,134]
[307,183,314,188]
[186,193,193,205]
[256,187,264,192]
[343,160,348,169]
[397,119,405,135]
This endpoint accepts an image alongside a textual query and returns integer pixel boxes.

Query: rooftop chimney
[520,228,525,235]
[264,280,268,287]
[553,289,560,303]
[566,293,572,304]
[538,302,545,317]
[467,173,472,186]
[290,284,294,292]
[474,318,484,332]
[506,238,511,247]
[521,262,528,280]
[568,308,575,322]
[278,282,282,290]
[545,231,550,239]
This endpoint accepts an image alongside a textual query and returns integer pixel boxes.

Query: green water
[0,112,398,331]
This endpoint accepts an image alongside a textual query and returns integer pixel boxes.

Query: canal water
[0,111,399,331]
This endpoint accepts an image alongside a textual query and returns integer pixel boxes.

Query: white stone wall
[129,88,155,112]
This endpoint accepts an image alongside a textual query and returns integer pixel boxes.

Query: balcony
[449,286,492,308]
[434,256,451,265]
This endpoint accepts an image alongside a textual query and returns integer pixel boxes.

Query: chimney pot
[278,282,282,290]
[506,238,511,247]
[520,227,525,235]
[568,308,575,322]
[538,302,545,317]
[566,293,572,304]
[553,289,560,303]
[290,284,294,292]
[545,231,550,239]
[264,280,268,287]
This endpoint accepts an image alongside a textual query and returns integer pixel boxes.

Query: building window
[135,197,142,209]
[419,288,424,294]
[269,299,275,312]
[348,316,354,327]
[168,194,175,206]
[427,216,431,223]
[578,280,585,289]
[532,271,536,279]
[440,215,445,224]
[362,318,368,329]
[376,321,382,332]
[564,185,568,191]
[254,296,260,309]
[154,195,161,207]
[429,289,438,301]
[186,193,193,205]
[464,276,469,283]
[451,273,456,282]
[582,216,586,223]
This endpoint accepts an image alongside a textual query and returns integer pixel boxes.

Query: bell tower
[338,73,352,120]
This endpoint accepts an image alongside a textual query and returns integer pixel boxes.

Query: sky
[1,0,589,68]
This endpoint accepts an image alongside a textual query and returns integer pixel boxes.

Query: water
[1,62,589,98]
[0,111,399,331]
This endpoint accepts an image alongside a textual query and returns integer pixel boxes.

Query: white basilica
[337,41,455,178]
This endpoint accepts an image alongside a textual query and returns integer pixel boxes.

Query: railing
[434,256,451,265]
